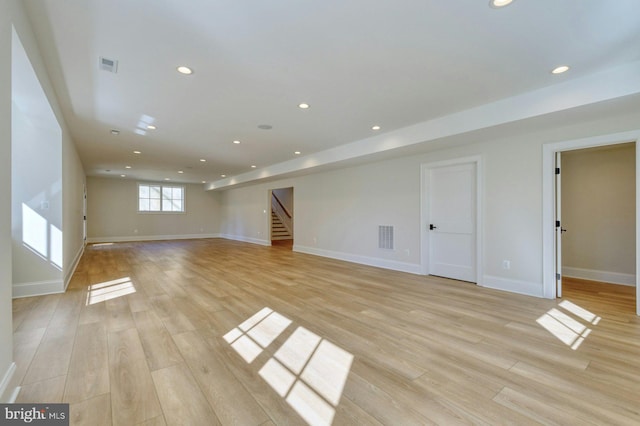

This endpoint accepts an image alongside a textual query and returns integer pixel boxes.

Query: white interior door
[555,152,562,298]
[428,163,476,282]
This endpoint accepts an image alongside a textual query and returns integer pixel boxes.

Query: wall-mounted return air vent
[378,225,394,250]
[99,56,118,73]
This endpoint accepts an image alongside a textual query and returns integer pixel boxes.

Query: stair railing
[271,193,293,237]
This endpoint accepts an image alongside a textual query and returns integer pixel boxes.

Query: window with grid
[138,184,185,213]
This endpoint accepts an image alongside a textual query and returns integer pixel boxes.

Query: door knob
[561,228,567,233]
[429,224,437,230]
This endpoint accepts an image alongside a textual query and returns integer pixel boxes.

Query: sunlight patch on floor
[536,300,601,350]
[225,308,354,426]
[86,277,136,305]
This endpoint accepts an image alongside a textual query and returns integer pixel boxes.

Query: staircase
[271,211,292,240]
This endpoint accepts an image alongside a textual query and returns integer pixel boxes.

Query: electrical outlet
[502,260,511,270]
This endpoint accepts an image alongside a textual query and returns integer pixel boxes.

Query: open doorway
[559,143,636,312]
[270,187,293,249]
[542,130,640,316]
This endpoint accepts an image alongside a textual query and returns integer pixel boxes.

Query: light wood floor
[12,239,640,425]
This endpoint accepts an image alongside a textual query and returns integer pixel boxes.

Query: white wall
[0,0,15,404]
[87,177,220,242]
[218,109,640,298]
[11,29,64,294]
[1,0,86,400]
[63,129,87,286]
[562,144,636,285]
[272,187,294,214]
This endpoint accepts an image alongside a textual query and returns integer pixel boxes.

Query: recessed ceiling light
[372,125,381,130]
[125,166,132,169]
[110,129,120,135]
[298,103,310,109]
[489,0,513,8]
[294,151,301,155]
[251,165,257,168]
[164,178,171,181]
[551,65,570,74]
[147,125,156,130]
[133,150,141,154]
[221,174,226,178]
[178,170,184,174]
[233,140,241,144]
[199,159,206,162]
[177,66,193,75]
[120,174,126,177]
[202,181,206,184]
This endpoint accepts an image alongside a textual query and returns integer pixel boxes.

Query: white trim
[12,280,65,299]
[86,233,221,244]
[294,245,423,275]
[483,275,543,298]
[542,129,640,315]
[64,243,85,290]
[0,362,16,403]
[562,267,636,287]
[218,234,271,247]
[420,155,483,285]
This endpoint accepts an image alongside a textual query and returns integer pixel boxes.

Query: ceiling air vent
[99,56,118,73]
[378,225,394,250]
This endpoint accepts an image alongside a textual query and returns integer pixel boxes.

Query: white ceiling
[23,0,640,188]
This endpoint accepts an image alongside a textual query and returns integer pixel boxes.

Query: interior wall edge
[86,234,222,244]
[12,279,64,299]
[63,243,85,289]
[294,245,423,276]
[482,275,543,298]
[563,267,636,287]
[218,234,271,247]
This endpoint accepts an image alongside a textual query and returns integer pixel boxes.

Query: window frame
[137,182,186,214]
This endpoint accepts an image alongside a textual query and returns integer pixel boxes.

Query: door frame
[420,155,483,285]
[542,129,640,315]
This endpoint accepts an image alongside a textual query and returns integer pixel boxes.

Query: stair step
[271,210,291,239]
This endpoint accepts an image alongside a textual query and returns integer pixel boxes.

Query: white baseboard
[87,233,221,244]
[293,245,423,275]
[12,279,65,299]
[0,362,16,403]
[64,243,85,290]
[218,234,271,246]
[563,267,636,286]
[482,275,544,298]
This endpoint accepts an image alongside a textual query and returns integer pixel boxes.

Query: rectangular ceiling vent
[378,225,394,250]
[99,56,118,73]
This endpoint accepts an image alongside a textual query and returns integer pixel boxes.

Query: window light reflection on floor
[536,300,601,350]
[225,308,354,426]
[86,276,136,305]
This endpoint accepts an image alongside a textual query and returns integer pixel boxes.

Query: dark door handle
[430,224,437,230]
[561,228,567,233]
